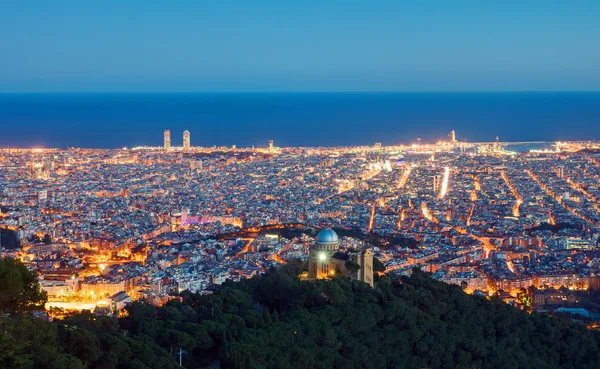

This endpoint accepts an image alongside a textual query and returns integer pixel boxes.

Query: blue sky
[1,1,599,92]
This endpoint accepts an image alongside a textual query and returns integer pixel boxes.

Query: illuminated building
[107,291,132,314]
[164,130,171,150]
[183,130,190,149]
[450,130,456,143]
[30,162,49,180]
[268,139,274,151]
[527,286,578,308]
[374,142,382,149]
[307,228,374,287]
[307,228,339,279]
[181,208,189,225]
[556,166,565,178]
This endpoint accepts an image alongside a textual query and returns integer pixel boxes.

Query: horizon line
[1,90,600,95]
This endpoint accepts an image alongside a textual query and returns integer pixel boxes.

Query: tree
[345,260,361,277]
[373,257,386,273]
[0,315,85,369]
[0,257,47,314]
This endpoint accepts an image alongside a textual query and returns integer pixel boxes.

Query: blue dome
[316,228,339,245]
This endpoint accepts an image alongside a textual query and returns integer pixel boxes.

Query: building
[107,291,132,314]
[307,228,374,287]
[190,160,203,170]
[450,130,457,143]
[433,175,442,194]
[268,140,274,151]
[183,130,190,149]
[527,286,578,308]
[30,162,49,180]
[164,130,171,150]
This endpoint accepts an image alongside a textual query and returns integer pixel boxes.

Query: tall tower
[164,130,171,150]
[268,140,274,152]
[183,130,190,149]
[450,130,456,143]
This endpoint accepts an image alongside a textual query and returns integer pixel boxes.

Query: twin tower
[164,130,190,149]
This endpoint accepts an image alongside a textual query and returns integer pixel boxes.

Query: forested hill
[3,259,600,369]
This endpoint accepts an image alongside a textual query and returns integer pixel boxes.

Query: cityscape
[3,2,600,368]
[3,130,600,320]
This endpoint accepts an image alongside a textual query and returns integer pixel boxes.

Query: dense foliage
[2,257,600,368]
[527,222,579,233]
[0,257,47,313]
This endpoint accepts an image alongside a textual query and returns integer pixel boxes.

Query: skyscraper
[183,130,190,149]
[164,130,171,150]
[268,139,274,151]
[450,130,457,143]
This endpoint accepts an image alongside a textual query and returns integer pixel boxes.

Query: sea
[0,92,598,149]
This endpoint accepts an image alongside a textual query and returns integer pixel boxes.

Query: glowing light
[473,175,481,191]
[318,252,327,262]
[439,167,450,199]
[526,169,600,228]
[507,260,515,273]
[367,203,376,233]
[397,167,412,189]
[500,171,523,217]
[549,211,556,226]
[421,202,439,223]
[397,208,405,229]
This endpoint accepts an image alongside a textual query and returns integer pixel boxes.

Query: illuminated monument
[307,228,374,287]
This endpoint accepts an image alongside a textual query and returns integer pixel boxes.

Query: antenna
[178,348,187,367]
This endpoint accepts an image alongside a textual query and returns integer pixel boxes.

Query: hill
[2,258,600,368]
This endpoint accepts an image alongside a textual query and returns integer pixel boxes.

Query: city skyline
[1,92,599,148]
[5,139,600,315]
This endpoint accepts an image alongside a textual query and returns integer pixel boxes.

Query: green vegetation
[0,257,47,313]
[528,222,578,233]
[2,257,600,368]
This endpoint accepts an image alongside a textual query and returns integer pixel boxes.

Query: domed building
[314,228,340,250]
[307,228,374,287]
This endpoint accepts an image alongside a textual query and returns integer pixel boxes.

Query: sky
[1,1,599,92]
